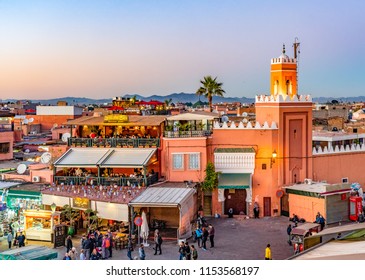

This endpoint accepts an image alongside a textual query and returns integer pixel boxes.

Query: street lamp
[271,150,277,168]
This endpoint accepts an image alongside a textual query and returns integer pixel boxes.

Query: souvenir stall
[23,210,61,241]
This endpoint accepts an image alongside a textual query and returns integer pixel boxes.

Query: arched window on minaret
[274,80,279,95]
[286,80,292,96]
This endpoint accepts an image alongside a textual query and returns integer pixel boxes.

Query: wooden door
[263,197,271,217]
[224,189,247,215]
[281,194,289,217]
[203,195,212,216]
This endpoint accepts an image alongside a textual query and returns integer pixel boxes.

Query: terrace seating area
[42,184,145,204]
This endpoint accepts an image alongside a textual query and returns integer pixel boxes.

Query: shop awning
[0,245,58,260]
[54,148,110,167]
[0,181,22,190]
[54,148,157,168]
[218,173,250,189]
[129,187,196,207]
[100,148,157,168]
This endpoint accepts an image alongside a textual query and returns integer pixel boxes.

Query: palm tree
[196,76,225,112]
[164,98,172,109]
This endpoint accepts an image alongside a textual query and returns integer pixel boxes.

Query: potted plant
[61,204,80,236]
[85,208,100,233]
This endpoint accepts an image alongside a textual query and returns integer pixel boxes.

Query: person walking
[195,227,202,248]
[319,215,326,231]
[7,231,13,249]
[90,248,100,260]
[287,224,292,245]
[127,238,134,260]
[107,229,113,258]
[69,247,78,260]
[154,229,162,255]
[83,236,91,260]
[63,252,71,260]
[191,245,198,260]
[139,244,146,260]
[265,244,272,260]
[254,202,260,218]
[184,241,191,260]
[17,232,26,247]
[208,224,215,248]
[201,227,209,251]
[178,241,186,260]
[79,249,86,260]
[66,235,73,253]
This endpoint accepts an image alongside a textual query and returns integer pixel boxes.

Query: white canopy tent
[129,187,196,239]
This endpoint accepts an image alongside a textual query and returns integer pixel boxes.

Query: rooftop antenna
[293,37,300,95]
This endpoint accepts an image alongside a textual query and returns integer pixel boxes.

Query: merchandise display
[23,210,61,241]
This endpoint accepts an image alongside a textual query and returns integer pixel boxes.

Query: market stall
[23,210,61,241]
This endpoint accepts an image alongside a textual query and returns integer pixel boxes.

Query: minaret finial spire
[282,44,286,54]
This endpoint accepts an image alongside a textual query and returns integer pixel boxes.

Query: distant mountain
[3,93,365,106]
[312,96,365,103]
[3,93,255,105]
[123,93,254,104]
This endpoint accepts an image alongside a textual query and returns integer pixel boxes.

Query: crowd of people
[63,228,115,260]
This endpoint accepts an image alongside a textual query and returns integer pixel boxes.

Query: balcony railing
[163,130,212,138]
[0,124,12,132]
[67,137,160,148]
[54,173,159,187]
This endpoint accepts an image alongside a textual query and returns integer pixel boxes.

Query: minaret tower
[270,44,297,99]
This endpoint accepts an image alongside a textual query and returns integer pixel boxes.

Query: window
[0,143,10,154]
[172,154,184,170]
[189,153,200,170]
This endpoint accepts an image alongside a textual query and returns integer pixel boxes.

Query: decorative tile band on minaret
[255,94,312,103]
[213,120,278,129]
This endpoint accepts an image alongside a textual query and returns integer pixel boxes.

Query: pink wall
[0,131,14,161]
[288,194,326,223]
[211,129,280,216]
[161,137,208,183]
[313,152,365,186]
[3,168,53,183]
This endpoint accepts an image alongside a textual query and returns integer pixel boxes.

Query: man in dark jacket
[202,227,209,250]
[17,232,26,247]
[208,224,215,248]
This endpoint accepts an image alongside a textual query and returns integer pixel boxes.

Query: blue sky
[0,0,364,100]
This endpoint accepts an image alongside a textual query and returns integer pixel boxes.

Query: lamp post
[271,150,277,168]
[51,203,56,212]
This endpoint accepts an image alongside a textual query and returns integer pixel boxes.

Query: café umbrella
[140,211,150,247]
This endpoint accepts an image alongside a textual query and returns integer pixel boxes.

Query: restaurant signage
[72,197,90,209]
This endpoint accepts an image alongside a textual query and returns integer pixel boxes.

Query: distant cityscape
[1,45,365,261]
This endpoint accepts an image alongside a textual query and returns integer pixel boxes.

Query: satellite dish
[24,149,30,153]
[242,118,248,123]
[242,112,248,117]
[23,119,29,124]
[62,133,71,142]
[17,163,27,174]
[222,115,229,122]
[40,152,52,164]
[28,118,34,123]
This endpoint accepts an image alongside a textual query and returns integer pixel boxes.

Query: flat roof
[313,130,365,142]
[166,112,219,121]
[0,181,23,190]
[65,115,165,126]
[129,187,196,207]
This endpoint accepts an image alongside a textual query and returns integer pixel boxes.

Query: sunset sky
[1,0,364,100]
